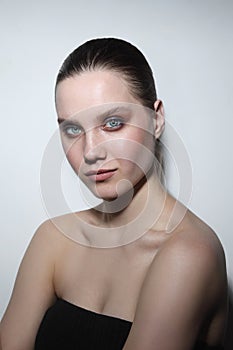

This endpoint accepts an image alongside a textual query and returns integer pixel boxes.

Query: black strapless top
[35,298,224,350]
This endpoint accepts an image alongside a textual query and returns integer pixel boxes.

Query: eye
[62,125,83,138]
[104,117,124,130]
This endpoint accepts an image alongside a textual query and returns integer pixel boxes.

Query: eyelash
[103,117,124,130]
[61,117,124,138]
[62,125,83,138]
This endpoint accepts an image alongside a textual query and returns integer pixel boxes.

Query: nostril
[84,155,97,165]
[83,143,107,163]
[84,151,107,165]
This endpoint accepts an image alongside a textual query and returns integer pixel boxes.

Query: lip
[85,168,117,182]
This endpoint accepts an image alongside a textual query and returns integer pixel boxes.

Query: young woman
[0,38,228,350]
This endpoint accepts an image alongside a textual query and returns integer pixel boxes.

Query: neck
[93,166,167,229]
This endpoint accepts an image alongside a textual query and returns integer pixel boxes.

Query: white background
[1,0,233,346]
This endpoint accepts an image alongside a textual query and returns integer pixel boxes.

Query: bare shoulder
[155,208,226,281]
[0,214,82,350]
[33,209,90,244]
[31,208,98,252]
[164,209,225,263]
[30,217,64,244]
[123,210,228,349]
[23,216,68,260]
[147,208,228,313]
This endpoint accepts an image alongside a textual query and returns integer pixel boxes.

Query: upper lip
[85,168,117,176]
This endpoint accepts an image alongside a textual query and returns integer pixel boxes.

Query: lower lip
[87,170,117,182]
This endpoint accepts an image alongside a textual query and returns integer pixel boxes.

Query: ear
[153,99,165,139]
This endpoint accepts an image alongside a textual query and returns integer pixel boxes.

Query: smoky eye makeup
[102,116,125,130]
[58,105,134,137]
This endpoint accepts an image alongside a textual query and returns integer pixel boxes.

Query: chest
[54,231,169,321]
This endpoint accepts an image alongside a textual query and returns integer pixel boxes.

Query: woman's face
[55,70,157,201]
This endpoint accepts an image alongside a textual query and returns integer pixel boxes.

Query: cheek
[64,143,83,174]
[113,130,155,168]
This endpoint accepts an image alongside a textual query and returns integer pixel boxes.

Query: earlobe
[153,99,165,139]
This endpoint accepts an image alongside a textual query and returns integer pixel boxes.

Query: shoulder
[28,217,65,250]
[149,209,227,304]
[32,209,90,243]
[30,208,96,250]
[163,209,226,266]
[123,211,227,350]
[160,207,225,267]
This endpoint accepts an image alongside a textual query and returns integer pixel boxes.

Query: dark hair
[56,37,164,179]
[56,37,157,109]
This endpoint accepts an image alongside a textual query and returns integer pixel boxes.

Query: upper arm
[123,233,226,350]
[0,220,58,350]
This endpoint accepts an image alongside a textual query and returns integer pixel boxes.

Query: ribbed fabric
[35,298,132,350]
[34,298,224,350]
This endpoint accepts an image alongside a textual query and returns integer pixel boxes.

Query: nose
[83,129,107,164]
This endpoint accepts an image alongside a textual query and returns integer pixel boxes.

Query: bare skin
[0,70,228,349]
[0,200,228,349]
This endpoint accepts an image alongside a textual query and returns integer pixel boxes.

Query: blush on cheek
[117,135,153,160]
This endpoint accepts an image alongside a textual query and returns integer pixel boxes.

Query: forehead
[55,70,140,120]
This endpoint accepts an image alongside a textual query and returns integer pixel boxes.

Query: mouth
[85,168,118,182]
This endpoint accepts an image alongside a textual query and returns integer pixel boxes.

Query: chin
[93,190,118,201]
[84,177,135,203]
[94,187,135,210]
[91,186,129,202]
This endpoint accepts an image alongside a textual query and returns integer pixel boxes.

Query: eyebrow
[57,106,130,125]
